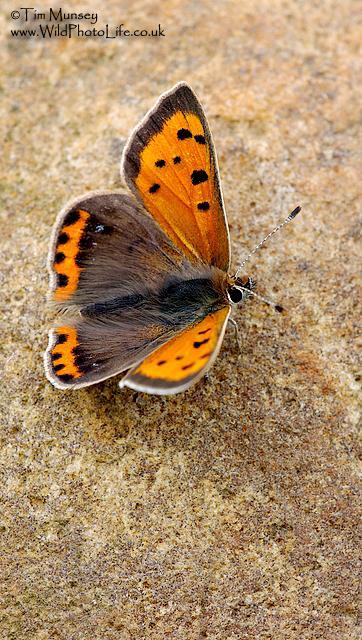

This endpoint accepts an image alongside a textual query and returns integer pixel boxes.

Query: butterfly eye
[227,276,255,304]
[227,286,245,304]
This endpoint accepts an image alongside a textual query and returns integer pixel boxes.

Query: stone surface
[1,0,360,638]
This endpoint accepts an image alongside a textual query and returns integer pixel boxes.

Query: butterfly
[44,82,300,395]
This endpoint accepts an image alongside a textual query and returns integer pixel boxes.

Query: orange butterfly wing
[50,208,91,303]
[122,82,230,272]
[121,307,230,394]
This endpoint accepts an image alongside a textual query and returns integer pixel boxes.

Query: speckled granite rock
[1,0,360,638]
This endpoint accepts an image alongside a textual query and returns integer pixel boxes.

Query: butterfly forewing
[48,192,187,308]
[122,82,230,271]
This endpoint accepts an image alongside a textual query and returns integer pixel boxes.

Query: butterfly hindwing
[122,82,231,272]
[45,300,230,391]
[121,306,231,395]
[45,316,174,390]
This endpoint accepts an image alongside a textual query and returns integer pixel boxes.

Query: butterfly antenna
[234,206,301,278]
[238,287,284,313]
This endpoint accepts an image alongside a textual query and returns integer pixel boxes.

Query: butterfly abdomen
[81,275,226,326]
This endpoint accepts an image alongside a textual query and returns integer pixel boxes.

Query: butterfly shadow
[80,327,251,451]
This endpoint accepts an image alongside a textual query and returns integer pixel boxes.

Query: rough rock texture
[1,0,360,638]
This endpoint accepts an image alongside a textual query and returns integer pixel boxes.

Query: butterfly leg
[228,318,242,354]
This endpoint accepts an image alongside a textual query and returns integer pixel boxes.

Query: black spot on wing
[191,170,208,185]
[54,252,65,264]
[177,128,192,140]
[57,232,69,245]
[193,338,210,349]
[57,274,69,288]
[63,210,80,226]
[149,183,160,193]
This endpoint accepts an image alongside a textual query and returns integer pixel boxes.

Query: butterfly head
[226,275,255,305]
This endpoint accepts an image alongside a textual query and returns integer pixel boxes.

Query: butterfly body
[45,83,253,394]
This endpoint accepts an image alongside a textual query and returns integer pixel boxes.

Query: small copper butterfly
[44,83,300,394]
